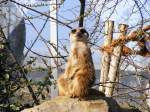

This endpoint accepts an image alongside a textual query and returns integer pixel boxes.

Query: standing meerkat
[57,27,95,98]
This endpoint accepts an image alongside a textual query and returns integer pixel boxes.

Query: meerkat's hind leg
[57,75,68,96]
[69,75,89,98]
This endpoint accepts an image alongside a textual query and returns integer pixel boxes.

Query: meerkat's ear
[86,32,89,38]
[84,31,89,38]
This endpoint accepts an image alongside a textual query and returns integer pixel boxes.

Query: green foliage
[0,46,24,111]
[0,44,53,111]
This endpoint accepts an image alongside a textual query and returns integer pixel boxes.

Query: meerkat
[57,27,95,98]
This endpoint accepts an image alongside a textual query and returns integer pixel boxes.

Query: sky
[24,0,80,54]
[8,0,150,70]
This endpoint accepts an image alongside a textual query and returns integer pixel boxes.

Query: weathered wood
[105,24,128,97]
[99,20,114,92]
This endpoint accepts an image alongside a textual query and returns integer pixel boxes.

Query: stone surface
[21,95,142,112]
[0,1,26,64]
[21,95,122,112]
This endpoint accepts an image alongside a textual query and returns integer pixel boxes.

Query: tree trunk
[105,24,128,97]
[79,0,85,27]
[99,20,114,92]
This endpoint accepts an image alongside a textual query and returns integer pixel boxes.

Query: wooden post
[50,0,58,98]
[99,20,114,92]
[79,0,85,27]
[105,24,128,97]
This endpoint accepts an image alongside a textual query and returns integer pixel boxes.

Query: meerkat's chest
[71,43,88,55]
[70,46,90,65]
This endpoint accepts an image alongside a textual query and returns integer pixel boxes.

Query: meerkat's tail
[88,88,105,97]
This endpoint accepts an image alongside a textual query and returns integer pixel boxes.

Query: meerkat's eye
[80,29,86,34]
[71,29,76,33]
[80,29,89,37]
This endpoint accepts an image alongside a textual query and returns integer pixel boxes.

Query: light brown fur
[57,28,95,98]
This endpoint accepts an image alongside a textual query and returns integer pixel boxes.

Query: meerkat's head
[69,27,89,43]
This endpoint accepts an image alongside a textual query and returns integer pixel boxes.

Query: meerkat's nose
[76,31,82,37]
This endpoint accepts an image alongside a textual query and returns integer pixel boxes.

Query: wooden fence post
[99,20,114,92]
[105,24,128,97]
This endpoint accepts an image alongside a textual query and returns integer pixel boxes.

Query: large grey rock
[0,1,26,64]
[21,96,122,112]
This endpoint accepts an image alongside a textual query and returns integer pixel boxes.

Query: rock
[21,95,123,112]
[0,1,26,64]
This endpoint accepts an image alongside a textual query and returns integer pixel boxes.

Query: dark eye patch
[71,29,76,33]
[80,29,87,34]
